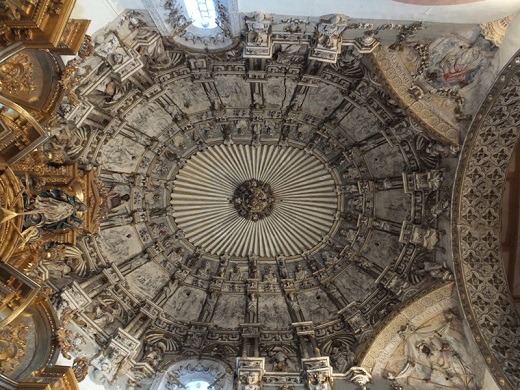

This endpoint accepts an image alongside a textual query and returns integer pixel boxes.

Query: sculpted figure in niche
[169,247,185,264]
[247,293,258,322]
[158,278,179,305]
[294,264,307,280]
[47,122,88,161]
[90,304,115,328]
[249,263,260,279]
[410,257,453,284]
[201,292,217,322]
[230,264,245,281]
[322,251,338,267]
[340,228,357,243]
[43,258,73,278]
[93,75,127,106]
[267,347,291,371]
[107,186,131,214]
[263,266,277,282]
[150,222,168,238]
[415,135,459,169]
[43,246,88,279]
[196,263,211,279]
[143,345,162,369]
[94,32,120,58]
[288,292,301,312]
[4,189,87,231]
[330,343,355,372]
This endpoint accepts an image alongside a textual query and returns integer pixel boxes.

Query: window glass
[186,381,210,390]
[184,0,217,29]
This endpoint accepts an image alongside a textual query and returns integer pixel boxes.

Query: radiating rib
[171,144,338,257]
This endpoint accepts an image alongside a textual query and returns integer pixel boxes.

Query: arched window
[148,0,237,50]
[157,359,232,389]
[183,0,217,29]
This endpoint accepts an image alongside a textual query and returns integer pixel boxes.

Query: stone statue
[247,293,257,322]
[47,122,88,161]
[322,251,338,266]
[267,347,291,371]
[294,264,307,280]
[330,344,355,372]
[201,292,217,322]
[196,261,211,279]
[230,264,244,281]
[91,304,115,328]
[263,266,277,282]
[144,345,162,369]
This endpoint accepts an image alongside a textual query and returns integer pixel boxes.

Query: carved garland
[452,52,520,390]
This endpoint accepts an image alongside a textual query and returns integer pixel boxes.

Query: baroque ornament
[0,323,29,375]
[232,179,275,221]
[0,53,35,94]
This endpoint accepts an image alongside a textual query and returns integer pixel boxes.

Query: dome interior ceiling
[43,8,471,384]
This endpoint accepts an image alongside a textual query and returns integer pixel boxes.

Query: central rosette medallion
[171,144,339,257]
[232,179,275,221]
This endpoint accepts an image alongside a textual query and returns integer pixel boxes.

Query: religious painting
[424,36,486,89]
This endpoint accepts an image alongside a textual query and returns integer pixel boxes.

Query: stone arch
[451,51,520,389]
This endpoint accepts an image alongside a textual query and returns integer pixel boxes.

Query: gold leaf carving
[0,53,36,94]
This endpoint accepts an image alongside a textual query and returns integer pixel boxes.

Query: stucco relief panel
[99,136,146,173]
[100,225,143,264]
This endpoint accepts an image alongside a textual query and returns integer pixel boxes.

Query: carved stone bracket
[244,12,273,59]
[61,281,91,310]
[236,357,265,390]
[302,356,333,390]
[309,14,349,63]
